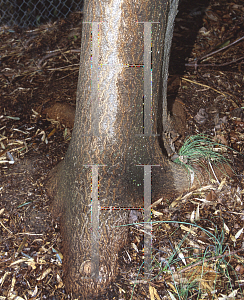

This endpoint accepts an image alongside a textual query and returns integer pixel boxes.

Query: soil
[0,0,244,299]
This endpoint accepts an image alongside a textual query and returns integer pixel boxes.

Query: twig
[198,36,244,62]
[181,77,238,108]
[46,63,80,72]
[160,248,244,282]
[208,161,220,184]
[0,220,13,235]
[185,56,244,68]
[133,248,244,289]
[185,36,244,69]
[0,48,80,78]
[37,49,80,68]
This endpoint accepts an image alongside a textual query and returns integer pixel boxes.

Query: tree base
[45,152,233,299]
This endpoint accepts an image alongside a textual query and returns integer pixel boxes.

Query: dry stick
[161,248,244,281]
[0,49,80,78]
[129,245,244,287]
[185,56,244,68]
[181,77,238,108]
[47,64,80,72]
[185,35,244,68]
[141,248,244,287]
[199,36,244,61]
[37,49,80,68]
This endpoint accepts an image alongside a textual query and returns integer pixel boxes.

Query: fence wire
[0,0,84,28]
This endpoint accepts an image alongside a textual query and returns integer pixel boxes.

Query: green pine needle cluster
[174,134,232,177]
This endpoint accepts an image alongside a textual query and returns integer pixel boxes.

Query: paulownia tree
[46,0,223,298]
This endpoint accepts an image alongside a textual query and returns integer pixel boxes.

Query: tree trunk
[47,0,194,298]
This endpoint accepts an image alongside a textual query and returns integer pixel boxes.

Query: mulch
[0,0,244,299]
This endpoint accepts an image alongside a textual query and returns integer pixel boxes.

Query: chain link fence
[0,0,84,28]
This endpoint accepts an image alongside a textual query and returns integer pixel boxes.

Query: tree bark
[46,0,195,298]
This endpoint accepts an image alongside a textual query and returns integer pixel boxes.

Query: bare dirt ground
[0,0,244,299]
